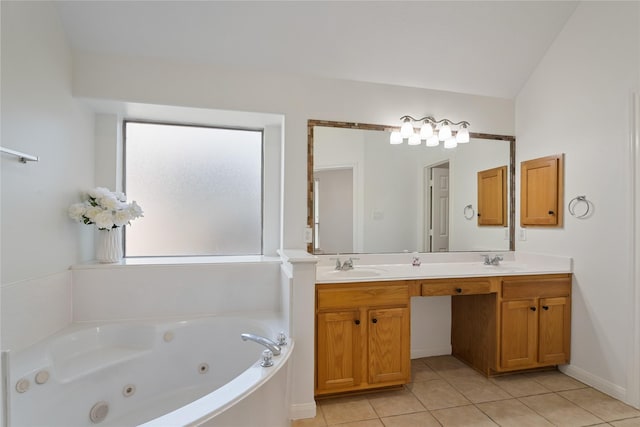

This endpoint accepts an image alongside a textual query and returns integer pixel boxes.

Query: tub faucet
[240,333,281,356]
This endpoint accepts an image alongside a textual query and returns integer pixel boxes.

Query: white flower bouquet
[68,187,143,230]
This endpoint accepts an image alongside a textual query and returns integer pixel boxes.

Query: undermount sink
[482,263,526,272]
[324,267,386,278]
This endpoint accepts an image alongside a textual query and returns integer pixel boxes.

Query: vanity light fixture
[391,115,471,148]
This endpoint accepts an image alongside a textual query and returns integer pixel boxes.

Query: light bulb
[400,119,414,139]
[408,133,421,145]
[438,122,452,141]
[444,136,458,149]
[456,126,470,143]
[390,131,403,145]
[419,122,433,139]
[426,135,439,147]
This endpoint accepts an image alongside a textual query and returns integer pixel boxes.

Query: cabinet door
[538,296,571,365]
[500,299,537,369]
[520,154,564,226]
[477,165,507,226]
[368,307,410,385]
[316,310,362,392]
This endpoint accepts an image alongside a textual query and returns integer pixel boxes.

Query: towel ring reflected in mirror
[568,195,591,219]
[463,204,475,220]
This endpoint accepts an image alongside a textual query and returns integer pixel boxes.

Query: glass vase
[96,228,123,263]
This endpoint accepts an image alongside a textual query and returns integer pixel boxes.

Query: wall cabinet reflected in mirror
[308,120,516,254]
[478,165,508,227]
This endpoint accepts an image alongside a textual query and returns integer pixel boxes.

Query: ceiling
[55,1,579,99]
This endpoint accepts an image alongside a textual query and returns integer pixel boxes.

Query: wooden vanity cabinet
[499,275,571,371]
[449,273,571,375]
[316,273,571,394]
[315,282,410,396]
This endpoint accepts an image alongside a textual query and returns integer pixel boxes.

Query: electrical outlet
[519,228,527,241]
[304,227,313,243]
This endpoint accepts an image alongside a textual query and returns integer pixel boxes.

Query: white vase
[96,228,123,263]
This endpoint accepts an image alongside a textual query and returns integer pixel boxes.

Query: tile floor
[293,356,640,427]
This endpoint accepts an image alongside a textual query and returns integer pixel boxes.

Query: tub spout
[240,333,281,356]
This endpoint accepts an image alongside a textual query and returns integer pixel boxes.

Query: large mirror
[307,120,515,254]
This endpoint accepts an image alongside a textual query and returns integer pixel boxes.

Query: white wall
[1,1,95,285]
[515,1,640,404]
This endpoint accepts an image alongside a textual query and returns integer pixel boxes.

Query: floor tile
[367,389,425,418]
[329,420,384,427]
[559,388,640,422]
[423,355,479,380]
[380,411,441,427]
[519,392,604,426]
[477,398,554,426]
[408,379,471,410]
[411,359,440,382]
[611,417,640,426]
[446,374,513,403]
[319,396,378,425]
[526,370,587,391]
[490,373,552,397]
[431,404,498,426]
[336,418,384,427]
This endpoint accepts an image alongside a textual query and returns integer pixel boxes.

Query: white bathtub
[6,314,293,427]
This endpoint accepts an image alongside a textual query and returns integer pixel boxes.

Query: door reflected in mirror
[308,120,515,254]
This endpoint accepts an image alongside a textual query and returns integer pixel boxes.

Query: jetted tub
[6,314,293,427]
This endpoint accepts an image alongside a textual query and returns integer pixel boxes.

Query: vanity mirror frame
[307,119,516,254]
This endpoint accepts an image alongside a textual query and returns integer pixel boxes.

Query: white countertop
[316,251,572,284]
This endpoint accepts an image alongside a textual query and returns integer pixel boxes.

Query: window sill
[70,255,282,270]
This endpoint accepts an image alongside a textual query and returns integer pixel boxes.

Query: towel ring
[463,204,475,220]
[568,196,590,219]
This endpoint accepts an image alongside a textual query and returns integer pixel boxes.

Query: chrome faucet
[240,333,281,356]
[330,256,358,271]
[482,254,504,265]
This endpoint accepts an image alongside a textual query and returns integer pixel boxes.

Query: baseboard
[411,345,452,359]
[289,402,316,420]
[560,364,628,403]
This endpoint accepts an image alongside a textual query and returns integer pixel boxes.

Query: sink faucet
[482,254,504,265]
[240,333,281,356]
[330,256,359,271]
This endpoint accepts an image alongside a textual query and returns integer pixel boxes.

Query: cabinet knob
[455,288,463,294]
[530,306,537,311]
[542,306,549,311]
[548,210,555,215]
[372,318,378,324]
[354,319,360,325]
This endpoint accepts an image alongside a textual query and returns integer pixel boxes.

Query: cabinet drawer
[502,277,571,299]
[317,284,409,310]
[420,278,494,296]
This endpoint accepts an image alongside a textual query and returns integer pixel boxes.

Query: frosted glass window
[124,122,263,256]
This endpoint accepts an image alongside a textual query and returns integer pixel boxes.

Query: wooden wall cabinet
[315,282,410,396]
[520,154,564,226]
[477,165,508,226]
